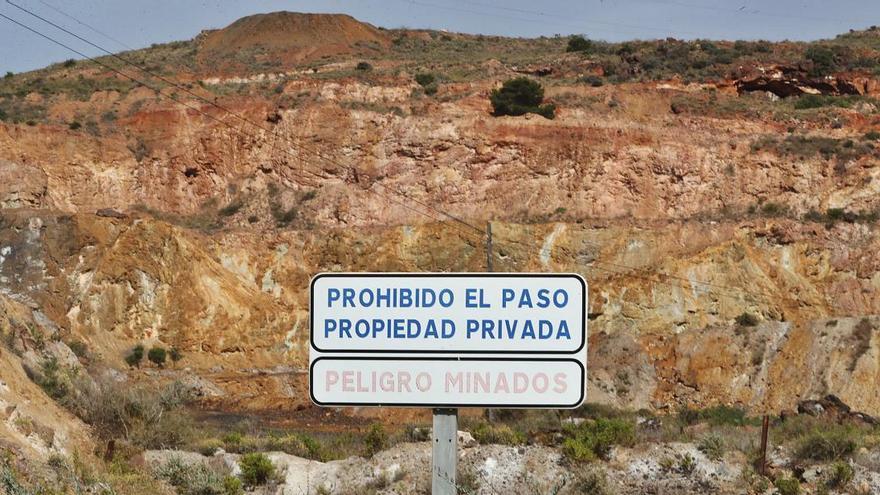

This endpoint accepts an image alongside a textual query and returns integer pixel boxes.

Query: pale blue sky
[1,0,878,73]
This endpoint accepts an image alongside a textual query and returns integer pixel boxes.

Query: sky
[1,0,878,73]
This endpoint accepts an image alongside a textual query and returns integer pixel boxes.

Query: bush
[805,45,838,76]
[148,347,167,367]
[414,73,436,87]
[63,59,76,68]
[415,73,438,95]
[125,344,144,367]
[865,131,880,141]
[562,418,635,461]
[36,357,73,400]
[64,377,193,448]
[68,121,82,130]
[567,35,594,53]
[355,61,372,71]
[490,77,555,119]
[4,71,12,79]
[470,422,526,446]
[796,428,858,461]
[735,312,760,327]
[774,476,800,495]
[364,423,387,456]
[238,453,275,487]
[826,461,854,488]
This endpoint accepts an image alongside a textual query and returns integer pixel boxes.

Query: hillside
[0,12,879,494]
[197,12,390,73]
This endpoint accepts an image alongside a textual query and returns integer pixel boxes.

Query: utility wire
[1,6,783,304]
[34,0,135,51]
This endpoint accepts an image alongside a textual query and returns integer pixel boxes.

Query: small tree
[490,77,555,119]
[125,344,144,367]
[4,71,13,79]
[148,347,167,367]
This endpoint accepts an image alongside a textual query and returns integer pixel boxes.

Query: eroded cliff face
[0,206,877,418]
[0,30,879,431]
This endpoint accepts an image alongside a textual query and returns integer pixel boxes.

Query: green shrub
[355,61,372,71]
[866,131,880,141]
[796,428,858,461]
[238,453,275,487]
[364,423,387,456]
[148,347,167,367]
[579,75,604,87]
[125,344,144,367]
[416,72,438,96]
[805,45,839,76]
[567,35,595,53]
[774,476,800,495]
[471,422,526,446]
[735,312,760,327]
[562,418,635,461]
[414,73,436,87]
[4,71,12,79]
[68,121,82,130]
[826,461,854,488]
[36,357,73,400]
[490,77,555,119]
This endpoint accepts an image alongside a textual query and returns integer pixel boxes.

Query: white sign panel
[310,358,585,408]
[309,273,587,408]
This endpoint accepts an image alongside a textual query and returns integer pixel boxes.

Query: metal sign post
[432,408,458,495]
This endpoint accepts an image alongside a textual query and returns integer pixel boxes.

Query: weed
[774,476,800,495]
[698,435,725,461]
[826,461,854,488]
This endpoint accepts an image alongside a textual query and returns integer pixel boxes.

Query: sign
[309,273,587,408]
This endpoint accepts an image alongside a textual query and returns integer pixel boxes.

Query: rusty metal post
[759,414,770,476]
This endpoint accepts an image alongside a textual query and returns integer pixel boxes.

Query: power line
[1,6,785,305]
[625,0,866,26]
[450,0,703,37]
[34,0,135,51]
[398,0,684,37]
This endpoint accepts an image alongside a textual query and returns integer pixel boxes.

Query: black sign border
[309,272,587,355]
[309,356,586,409]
